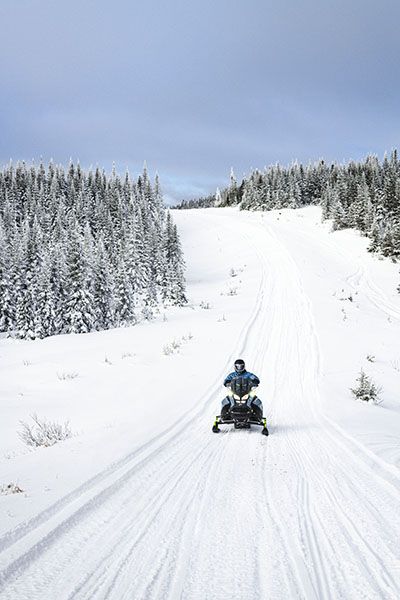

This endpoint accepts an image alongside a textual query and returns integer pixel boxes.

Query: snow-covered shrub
[227,287,238,296]
[366,355,375,363]
[181,332,193,341]
[18,414,73,448]
[0,482,23,495]
[229,268,237,278]
[22,360,32,366]
[163,340,180,355]
[3,451,17,460]
[121,352,134,359]
[390,359,400,372]
[57,371,79,380]
[199,301,212,309]
[163,335,192,355]
[350,370,382,404]
[104,356,112,365]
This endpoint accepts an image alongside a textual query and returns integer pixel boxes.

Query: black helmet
[234,359,246,373]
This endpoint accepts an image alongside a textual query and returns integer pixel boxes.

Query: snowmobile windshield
[230,376,254,398]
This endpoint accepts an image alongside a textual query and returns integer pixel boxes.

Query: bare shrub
[199,301,212,309]
[18,414,73,448]
[3,451,18,460]
[366,355,376,363]
[0,482,24,495]
[57,371,79,380]
[163,340,179,354]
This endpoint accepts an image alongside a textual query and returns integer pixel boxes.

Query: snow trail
[1,208,400,599]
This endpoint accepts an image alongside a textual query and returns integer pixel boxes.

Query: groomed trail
[1,208,400,599]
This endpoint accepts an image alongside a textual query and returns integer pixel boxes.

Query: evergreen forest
[0,161,186,340]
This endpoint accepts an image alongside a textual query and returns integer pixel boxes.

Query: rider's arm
[223,372,234,386]
[250,374,260,386]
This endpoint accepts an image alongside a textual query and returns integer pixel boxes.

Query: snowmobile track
[1,210,400,599]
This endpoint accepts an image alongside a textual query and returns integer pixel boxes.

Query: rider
[221,359,263,419]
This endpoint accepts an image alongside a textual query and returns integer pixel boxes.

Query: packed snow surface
[1,206,400,599]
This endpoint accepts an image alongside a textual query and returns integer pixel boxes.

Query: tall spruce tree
[0,161,186,339]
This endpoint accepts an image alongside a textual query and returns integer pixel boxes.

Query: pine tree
[351,370,382,404]
[114,261,136,326]
[64,228,97,334]
[93,236,115,329]
[162,214,187,305]
[0,217,14,333]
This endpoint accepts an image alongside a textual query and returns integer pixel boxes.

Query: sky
[1,0,400,203]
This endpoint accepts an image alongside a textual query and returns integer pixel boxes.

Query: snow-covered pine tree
[64,227,97,334]
[0,217,15,332]
[351,370,382,404]
[161,212,187,305]
[0,161,185,338]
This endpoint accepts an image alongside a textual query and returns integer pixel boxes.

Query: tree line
[0,161,186,339]
[177,152,400,288]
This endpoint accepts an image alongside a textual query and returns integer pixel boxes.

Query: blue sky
[1,0,399,202]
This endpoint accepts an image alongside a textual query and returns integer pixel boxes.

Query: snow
[1,206,400,599]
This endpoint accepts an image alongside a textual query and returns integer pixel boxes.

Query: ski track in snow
[1,210,400,599]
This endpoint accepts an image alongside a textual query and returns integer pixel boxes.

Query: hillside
[1,207,400,599]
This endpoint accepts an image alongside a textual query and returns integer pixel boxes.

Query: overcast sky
[1,0,399,202]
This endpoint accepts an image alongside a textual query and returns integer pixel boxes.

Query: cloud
[1,0,400,198]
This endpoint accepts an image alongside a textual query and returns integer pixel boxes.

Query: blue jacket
[224,370,260,387]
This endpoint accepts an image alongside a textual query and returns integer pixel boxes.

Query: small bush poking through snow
[229,268,237,278]
[57,371,79,381]
[181,333,193,342]
[390,359,400,372]
[163,333,193,356]
[199,301,212,309]
[0,483,24,495]
[366,355,375,363]
[350,370,382,404]
[18,414,73,448]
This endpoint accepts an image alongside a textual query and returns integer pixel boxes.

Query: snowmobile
[212,376,269,435]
